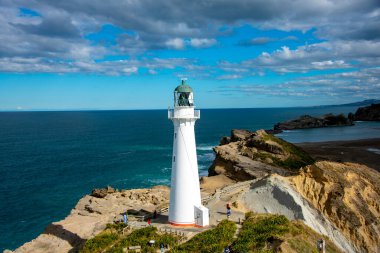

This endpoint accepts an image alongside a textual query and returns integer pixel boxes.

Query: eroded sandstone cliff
[289,161,380,253]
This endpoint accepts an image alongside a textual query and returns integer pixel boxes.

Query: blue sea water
[1,107,380,250]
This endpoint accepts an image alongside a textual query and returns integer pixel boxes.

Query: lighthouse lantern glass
[174,91,194,107]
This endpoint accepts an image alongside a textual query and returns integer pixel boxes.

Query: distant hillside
[319,99,380,107]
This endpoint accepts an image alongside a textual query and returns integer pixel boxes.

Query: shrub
[172,219,237,253]
[233,214,290,252]
[80,231,119,253]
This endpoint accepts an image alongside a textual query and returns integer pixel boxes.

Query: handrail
[168,109,200,119]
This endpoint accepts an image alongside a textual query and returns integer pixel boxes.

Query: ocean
[1,106,380,250]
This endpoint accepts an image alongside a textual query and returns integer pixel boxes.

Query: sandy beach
[296,138,380,172]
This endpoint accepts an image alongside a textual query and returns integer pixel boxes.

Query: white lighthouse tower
[168,79,209,227]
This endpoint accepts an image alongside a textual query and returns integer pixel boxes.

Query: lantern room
[174,79,194,107]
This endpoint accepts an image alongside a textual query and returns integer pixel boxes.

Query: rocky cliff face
[208,129,314,181]
[289,161,380,253]
[273,114,353,131]
[355,103,380,121]
[209,130,380,252]
[9,186,170,253]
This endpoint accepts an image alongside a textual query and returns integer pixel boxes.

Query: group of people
[118,209,158,226]
[224,245,234,253]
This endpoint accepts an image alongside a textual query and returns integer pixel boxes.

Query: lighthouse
[168,79,209,227]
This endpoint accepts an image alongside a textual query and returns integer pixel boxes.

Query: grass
[232,213,342,253]
[80,214,342,253]
[171,219,237,253]
[262,134,315,170]
[80,225,179,253]
[105,226,179,253]
[233,214,290,253]
[80,231,119,253]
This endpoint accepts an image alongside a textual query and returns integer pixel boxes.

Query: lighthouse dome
[174,81,193,93]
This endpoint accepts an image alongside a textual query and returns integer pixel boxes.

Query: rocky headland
[354,103,380,121]
[7,130,380,253]
[272,113,354,132]
[209,129,315,180]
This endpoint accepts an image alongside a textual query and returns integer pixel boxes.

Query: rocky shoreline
[6,130,380,253]
[269,113,354,133]
[266,103,380,134]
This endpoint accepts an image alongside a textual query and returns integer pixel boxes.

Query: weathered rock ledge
[273,113,354,131]
[208,129,315,180]
[8,186,170,253]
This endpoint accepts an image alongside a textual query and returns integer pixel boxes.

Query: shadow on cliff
[43,224,86,253]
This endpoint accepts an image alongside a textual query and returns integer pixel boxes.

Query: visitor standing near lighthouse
[168,79,209,227]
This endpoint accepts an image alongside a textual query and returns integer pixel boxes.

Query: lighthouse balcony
[168,109,200,119]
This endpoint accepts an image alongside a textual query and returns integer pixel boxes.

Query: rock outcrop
[273,113,354,131]
[354,103,380,121]
[10,186,170,253]
[289,161,380,253]
[91,186,116,198]
[208,129,314,181]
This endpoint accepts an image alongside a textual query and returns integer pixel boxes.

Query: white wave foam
[367,148,380,155]
[146,178,170,185]
[197,145,215,151]
[160,167,171,173]
[198,153,215,162]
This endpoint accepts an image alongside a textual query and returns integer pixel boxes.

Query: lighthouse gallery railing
[168,109,200,119]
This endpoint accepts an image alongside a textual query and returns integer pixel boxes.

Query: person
[154,210,157,219]
[224,246,230,253]
[226,203,231,219]
[147,217,151,226]
[317,239,325,252]
[160,243,165,253]
[123,213,128,224]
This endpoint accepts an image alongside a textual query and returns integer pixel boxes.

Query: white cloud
[122,66,138,74]
[165,38,185,50]
[190,38,217,48]
[217,74,242,80]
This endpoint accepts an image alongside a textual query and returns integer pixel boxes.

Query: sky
[0,0,380,110]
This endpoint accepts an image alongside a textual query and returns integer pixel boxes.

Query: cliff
[289,161,380,253]
[273,113,354,131]
[355,103,380,121]
[8,186,170,253]
[208,129,314,180]
[208,130,380,252]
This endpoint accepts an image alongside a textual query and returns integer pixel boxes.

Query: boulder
[91,186,116,198]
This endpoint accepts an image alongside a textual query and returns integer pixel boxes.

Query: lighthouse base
[168,221,195,227]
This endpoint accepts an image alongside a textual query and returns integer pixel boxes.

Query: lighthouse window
[173,156,175,162]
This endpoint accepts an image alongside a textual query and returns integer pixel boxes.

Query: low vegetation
[80,224,179,253]
[262,134,315,170]
[233,213,290,252]
[231,212,341,253]
[80,214,341,253]
[171,219,236,253]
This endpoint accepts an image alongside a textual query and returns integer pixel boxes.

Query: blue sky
[0,0,380,110]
